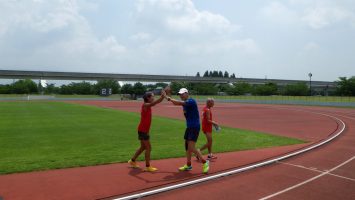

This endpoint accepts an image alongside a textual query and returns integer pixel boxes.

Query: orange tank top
[137,104,152,133]
[202,106,213,133]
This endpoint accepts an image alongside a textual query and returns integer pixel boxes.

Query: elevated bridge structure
[0,70,335,89]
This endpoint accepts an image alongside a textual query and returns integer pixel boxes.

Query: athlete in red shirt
[199,98,219,160]
[128,91,165,172]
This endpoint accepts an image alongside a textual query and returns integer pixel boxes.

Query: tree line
[196,70,236,78]
[0,79,169,96]
[0,77,354,96]
[169,81,310,96]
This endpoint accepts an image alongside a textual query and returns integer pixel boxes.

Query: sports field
[0,101,305,174]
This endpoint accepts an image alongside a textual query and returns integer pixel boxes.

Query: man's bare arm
[166,96,185,106]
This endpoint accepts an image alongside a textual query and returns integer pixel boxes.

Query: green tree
[336,77,355,96]
[121,84,134,94]
[283,83,309,96]
[94,79,120,94]
[155,82,168,88]
[73,82,93,94]
[193,83,218,95]
[253,82,278,95]
[218,71,223,77]
[44,84,60,94]
[0,84,11,94]
[196,72,200,77]
[11,79,38,94]
[227,82,251,95]
[217,83,232,93]
[145,84,156,92]
[224,71,229,78]
[133,82,146,95]
[59,85,72,94]
[230,73,236,78]
[203,70,209,77]
[59,82,94,95]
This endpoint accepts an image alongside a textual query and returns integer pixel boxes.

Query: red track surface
[0,102,353,200]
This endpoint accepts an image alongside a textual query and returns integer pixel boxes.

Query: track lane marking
[113,110,346,200]
[259,156,355,200]
[277,161,355,182]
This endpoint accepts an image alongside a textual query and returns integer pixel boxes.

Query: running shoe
[128,159,140,168]
[207,154,217,160]
[179,164,193,171]
[144,166,158,172]
[202,160,210,174]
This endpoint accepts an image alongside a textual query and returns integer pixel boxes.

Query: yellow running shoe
[178,164,193,171]
[144,166,158,172]
[128,159,140,168]
[202,160,209,174]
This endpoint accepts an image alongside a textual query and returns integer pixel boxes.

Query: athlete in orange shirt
[199,98,219,160]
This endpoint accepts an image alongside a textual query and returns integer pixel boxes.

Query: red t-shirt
[202,106,213,133]
[137,104,152,133]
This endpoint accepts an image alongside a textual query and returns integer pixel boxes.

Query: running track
[0,101,354,200]
[75,101,355,200]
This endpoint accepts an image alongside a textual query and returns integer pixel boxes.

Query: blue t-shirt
[183,98,200,128]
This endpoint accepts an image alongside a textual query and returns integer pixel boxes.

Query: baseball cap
[178,88,189,94]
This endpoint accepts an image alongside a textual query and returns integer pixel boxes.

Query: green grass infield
[0,101,305,174]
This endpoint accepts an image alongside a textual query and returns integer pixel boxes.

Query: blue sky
[0,0,355,81]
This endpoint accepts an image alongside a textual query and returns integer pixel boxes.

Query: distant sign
[100,88,112,96]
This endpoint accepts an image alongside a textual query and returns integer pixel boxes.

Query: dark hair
[143,92,153,103]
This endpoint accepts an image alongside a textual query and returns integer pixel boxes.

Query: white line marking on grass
[114,111,346,200]
[278,161,355,182]
[259,156,355,200]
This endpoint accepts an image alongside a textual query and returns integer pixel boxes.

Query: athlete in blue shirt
[165,88,209,174]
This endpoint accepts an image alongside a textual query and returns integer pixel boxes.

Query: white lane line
[277,161,324,173]
[278,161,355,182]
[259,156,355,200]
[113,111,346,200]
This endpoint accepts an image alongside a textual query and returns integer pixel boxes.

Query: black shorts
[184,127,200,142]
[138,131,150,140]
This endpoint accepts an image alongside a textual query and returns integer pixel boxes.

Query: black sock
[131,158,135,162]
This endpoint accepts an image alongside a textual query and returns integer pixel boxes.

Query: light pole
[308,73,312,96]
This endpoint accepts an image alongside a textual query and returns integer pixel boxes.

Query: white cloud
[165,10,236,33]
[136,0,239,34]
[133,0,255,57]
[302,6,355,29]
[0,0,127,70]
[130,32,151,41]
[262,0,355,29]
[261,1,299,24]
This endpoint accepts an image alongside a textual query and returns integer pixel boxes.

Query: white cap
[178,88,189,94]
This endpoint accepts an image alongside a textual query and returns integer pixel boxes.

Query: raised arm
[144,91,166,107]
[166,96,185,106]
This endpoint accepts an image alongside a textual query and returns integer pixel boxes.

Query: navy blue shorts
[184,127,200,142]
